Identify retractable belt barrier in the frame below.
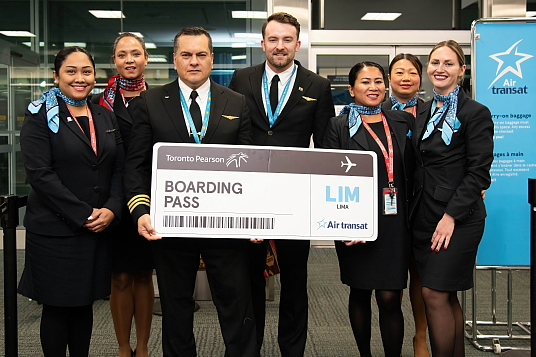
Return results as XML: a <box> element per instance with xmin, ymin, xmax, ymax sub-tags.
<box><xmin>1</xmin><ymin>194</ymin><xmax>27</xmax><ymax>357</ymax></box>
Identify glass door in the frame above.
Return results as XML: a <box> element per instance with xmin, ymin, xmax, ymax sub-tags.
<box><xmin>310</xmin><ymin>46</ymin><xmax>395</xmax><ymax>115</ymax></box>
<box><xmin>0</xmin><ymin>63</ymin><xmax>9</xmax><ymax>195</ymax></box>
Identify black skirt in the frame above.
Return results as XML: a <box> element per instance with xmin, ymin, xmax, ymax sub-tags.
<box><xmin>18</xmin><ymin>230</ymin><xmax>111</xmax><ymax>306</ymax></box>
<box><xmin>412</xmin><ymin>206</ymin><xmax>484</xmax><ymax>292</ymax></box>
<box><xmin>108</xmin><ymin>208</ymin><xmax>154</xmax><ymax>273</ymax></box>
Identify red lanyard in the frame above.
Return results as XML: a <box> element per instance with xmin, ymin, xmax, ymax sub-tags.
<box><xmin>362</xmin><ymin>113</ymin><xmax>394</xmax><ymax>185</ymax></box>
<box><xmin>67</xmin><ymin>105</ymin><xmax>97</xmax><ymax>156</ymax></box>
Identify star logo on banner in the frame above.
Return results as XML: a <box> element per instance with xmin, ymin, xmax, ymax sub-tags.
<box><xmin>317</xmin><ymin>218</ymin><xmax>328</xmax><ymax>230</ymax></box>
<box><xmin>488</xmin><ymin>39</ymin><xmax>533</xmax><ymax>89</ymax></box>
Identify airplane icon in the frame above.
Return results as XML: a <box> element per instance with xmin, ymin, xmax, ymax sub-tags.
<box><xmin>341</xmin><ymin>156</ymin><xmax>356</xmax><ymax>173</ymax></box>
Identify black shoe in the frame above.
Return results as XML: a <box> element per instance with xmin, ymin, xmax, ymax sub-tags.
<box><xmin>131</xmin><ymin>349</ymin><xmax>136</xmax><ymax>357</ymax></box>
<box><xmin>194</xmin><ymin>302</ymin><xmax>200</xmax><ymax>312</ymax></box>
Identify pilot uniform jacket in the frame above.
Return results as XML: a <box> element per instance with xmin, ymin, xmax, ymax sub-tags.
<box><xmin>21</xmin><ymin>99</ymin><xmax>124</xmax><ymax>236</ymax></box>
<box><xmin>228</xmin><ymin>60</ymin><xmax>334</xmax><ymax>148</ymax></box>
<box><xmin>410</xmin><ymin>89</ymin><xmax>494</xmax><ymax>224</ymax></box>
<box><xmin>18</xmin><ymin>98</ymin><xmax>123</xmax><ymax>306</ymax></box>
<box><xmin>125</xmin><ymin>79</ymin><xmax>253</xmax><ymax>222</ymax></box>
<box><xmin>123</xmin><ymin>79</ymin><xmax>255</xmax><ymax>357</ymax></box>
<box><xmin>229</xmin><ymin>60</ymin><xmax>335</xmax><ymax>356</ymax></box>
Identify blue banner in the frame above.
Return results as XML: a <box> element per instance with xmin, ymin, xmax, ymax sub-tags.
<box><xmin>473</xmin><ymin>20</ymin><xmax>536</xmax><ymax>265</ymax></box>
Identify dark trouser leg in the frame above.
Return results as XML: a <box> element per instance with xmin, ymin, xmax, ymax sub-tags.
<box><xmin>247</xmin><ymin>240</ymin><xmax>269</xmax><ymax>354</ymax></box>
<box><xmin>152</xmin><ymin>239</ymin><xmax>199</xmax><ymax>357</ymax></box>
<box><xmin>203</xmin><ymin>247</ymin><xmax>257</xmax><ymax>357</ymax></box>
<box><xmin>276</xmin><ymin>239</ymin><xmax>310</xmax><ymax>357</ymax></box>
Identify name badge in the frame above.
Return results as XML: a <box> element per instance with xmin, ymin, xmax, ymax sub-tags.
<box><xmin>382</xmin><ymin>187</ymin><xmax>398</xmax><ymax>215</ymax></box>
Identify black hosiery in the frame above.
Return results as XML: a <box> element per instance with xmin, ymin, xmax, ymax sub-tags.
<box><xmin>40</xmin><ymin>304</ymin><xmax>93</xmax><ymax>357</ymax></box>
<box><xmin>375</xmin><ymin>290</ymin><xmax>404</xmax><ymax>357</ymax></box>
<box><xmin>348</xmin><ymin>288</ymin><xmax>373</xmax><ymax>357</ymax></box>
<box><xmin>422</xmin><ymin>287</ymin><xmax>462</xmax><ymax>356</ymax></box>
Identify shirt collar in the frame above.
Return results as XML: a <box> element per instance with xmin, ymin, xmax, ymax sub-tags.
<box><xmin>264</xmin><ymin>61</ymin><xmax>297</xmax><ymax>85</ymax></box>
<box><xmin>177</xmin><ymin>77</ymin><xmax>211</xmax><ymax>100</ymax></box>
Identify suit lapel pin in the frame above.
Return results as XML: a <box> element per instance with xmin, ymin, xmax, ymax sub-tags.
<box><xmin>67</xmin><ymin>117</ymin><xmax>73</xmax><ymax>122</ymax></box>
<box><xmin>298</xmin><ymin>87</ymin><xmax>303</xmax><ymax>92</ymax></box>
<box><xmin>164</xmin><ymin>96</ymin><xmax>170</xmax><ymax>99</ymax></box>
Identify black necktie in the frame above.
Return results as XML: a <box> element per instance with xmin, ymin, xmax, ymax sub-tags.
<box><xmin>189</xmin><ymin>90</ymin><xmax>202</xmax><ymax>134</ymax></box>
<box><xmin>270</xmin><ymin>75</ymin><xmax>279</xmax><ymax>115</ymax></box>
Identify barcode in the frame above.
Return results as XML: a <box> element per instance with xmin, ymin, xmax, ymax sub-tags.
<box><xmin>163</xmin><ymin>215</ymin><xmax>275</xmax><ymax>229</ymax></box>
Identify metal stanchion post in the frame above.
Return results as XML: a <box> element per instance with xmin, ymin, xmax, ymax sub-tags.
<box><xmin>1</xmin><ymin>194</ymin><xmax>26</xmax><ymax>357</ymax></box>
<box><xmin>529</xmin><ymin>179</ymin><xmax>536</xmax><ymax>353</ymax></box>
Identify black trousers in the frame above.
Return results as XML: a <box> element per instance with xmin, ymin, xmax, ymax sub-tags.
<box><xmin>249</xmin><ymin>239</ymin><xmax>310</xmax><ymax>357</ymax></box>
<box><xmin>152</xmin><ymin>238</ymin><xmax>257</xmax><ymax>357</ymax></box>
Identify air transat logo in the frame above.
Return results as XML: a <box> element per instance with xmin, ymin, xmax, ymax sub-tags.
<box><xmin>488</xmin><ymin>39</ymin><xmax>533</xmax><ymax>89</ymax></box>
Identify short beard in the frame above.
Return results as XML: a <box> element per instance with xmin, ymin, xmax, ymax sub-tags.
<box><xmin>268</xmin><ymin>55</ymin><xmax>294</xmax><ymax>71</ymax></box>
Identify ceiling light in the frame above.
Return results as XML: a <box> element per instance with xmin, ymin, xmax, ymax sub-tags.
<box><xmin>231</xmin><ymin>11</ymin><xmax>267</xmax><ymax>19</ymax></box>
<box><xmin>22</xmin><ymin>41</ymin><xmax>45</xmax><ymax>47</ymax></box>
<box><xmin>361</xmin><ymin>13</ymin><xmax>402</xmax><ymax>21</ymax></box>
<box><xmin>0</xmin><ymin>31</ymin><xmax>36</xmax><ymax>37</ymax></box>
<box><xmin>89</xmin><ymin>10</ymin><xmax>125</xmax><ymax>19</ymax></box>
<box><xmin>65</xmin><ymin>42</ymin><xmax>86</xmax><ymax>47</ymax></box>
<box><xmin>232</xmin><ymin>43</ymin><xmax>247</xmax><ymax>48</ymax></box>
<box><xmin>145</xmin><ymin>42</ymin><xmax>157</xmax><ymax>49</ymax></box>
<box><xmin>233</xmin><ymin>33</ymin><xmax>262</xmax><ymax>39</ymax></box>
<box><xmin>232</xmin><ymin>55</ymin><xmax>247</xmax><ymax>60</ymax></box>
<box><xmin>148</xmin><ymin>55</ymin><xmax>168</xmax><ymax>63</ymax></box>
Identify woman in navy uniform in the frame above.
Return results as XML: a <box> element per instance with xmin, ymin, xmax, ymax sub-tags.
<box><xmin>18</xmin><ymin>46</ymin><xmax>123</xmax><ymax>356</ymax></box>
<box><xmin>410</xmin><ymin>40</ymin><xmax>493</xmax><ymax>356</ymax></box>
<box><xmin>383</xmin><ymin>53</ymin><xmax>429</xmax><ymax>357</ymax></box>
<box><xmin>95</xmin><ymin>32</ymin><xmax>154</xmax><ymax>357</ymax></box>
<box><xmin>324</xmin><ymin>61</ymin><xmax>414</xmax><ymax>357</ymax></box>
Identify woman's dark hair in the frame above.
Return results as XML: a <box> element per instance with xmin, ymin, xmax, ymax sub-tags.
<box><xmin>388</xmin><ymin>53</ymin><xmax>423</xmax><ymax>87</ymax></box>
<box><xmin>112</xmin><ymin>32</ymin><xmax>148</xmax><ymax>58</ymax></box>
<box><xmin>348</xmin><ymin>61</ymin><xmax>388</xmax><ymax>86</ymax></box>
<box><xmin>54</xmin><ymin>46</ymin><xmax>95</xmax><ymax>73</ymax></box>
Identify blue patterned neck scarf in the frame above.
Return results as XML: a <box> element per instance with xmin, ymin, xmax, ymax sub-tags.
<box><xmin>390</xmin><ymin>94</ymin><xmax>418</xmax><ymax>111</ymax></box>
<box><xmin>27</xmin><ymin>87</ymin><xmax>87</xmax><ymax>133</ymax></box>
<box><xmin>340</xmin><ymin>103</ymin><xmax>382</xmax><ymax>138</ymax></box>
<box><xmin>421</xmin><ymin>86</ymin><xmax>461</xmax><ymax>145</ymax></box>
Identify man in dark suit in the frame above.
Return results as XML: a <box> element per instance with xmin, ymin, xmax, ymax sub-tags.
<box><xmin>124</xmin><ymin>27</ymin><xmax>256</xmax><ymax>357</ymax></box>
<box><xmin>228</xmin><ymin>12</ymin><xmax>335</xmax><ymax>357</ymax></box>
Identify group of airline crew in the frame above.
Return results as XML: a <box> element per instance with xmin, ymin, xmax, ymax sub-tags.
<box><xmin>18</xmin><ymin>11</ymin><xmax>492</xmax><ymax>357</ymax></box>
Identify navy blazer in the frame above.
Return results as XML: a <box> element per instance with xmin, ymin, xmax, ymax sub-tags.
<box><xmin>124</xmin><ymin>79</ymin><xmax>253</xmax><ymax>222</ymax></box>
<box><xmin>228</xmin><ymin>60</ymin><xmax>335</xmax><ymax>148</ymax></box>
<box><xmin>410</xmin><ymin>89</ymin><xmax>494</xmax><ymax>223</ymax></box>
<box><xmin>21</xmin><ymin>99</ymin><xmax>124</xmax><ymax>236</ymax></box>
<box><xmin>323</xmin><ymin>110</ymin><xmax>415</xmax><ymax>226</ymax></box>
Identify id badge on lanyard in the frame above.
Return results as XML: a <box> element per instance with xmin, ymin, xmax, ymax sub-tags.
<box><xmin>362</xmin><ymin>114</ymin><xmax>398</xmax><ymax>215</ymax></box>
<box><xmin>382</xmin><ymin>185</ymin><xmax>398</xmax><ymax>215</ymax></box>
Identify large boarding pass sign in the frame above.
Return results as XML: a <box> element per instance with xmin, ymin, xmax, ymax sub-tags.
<box><xmin>151</xmin><ymin>143</ymin><xmax>378</xmax><ymax>240</ymax></box>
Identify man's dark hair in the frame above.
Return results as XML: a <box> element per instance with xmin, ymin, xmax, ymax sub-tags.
<box><xmin>174</xmin><ymin>27</ymin><xmax>213</xmax><ymax>54</ymax></box>
<box><xmin>261</xmin><ymin>12</ymin><xmax>300</xmax><ymax>40</ymax></box>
